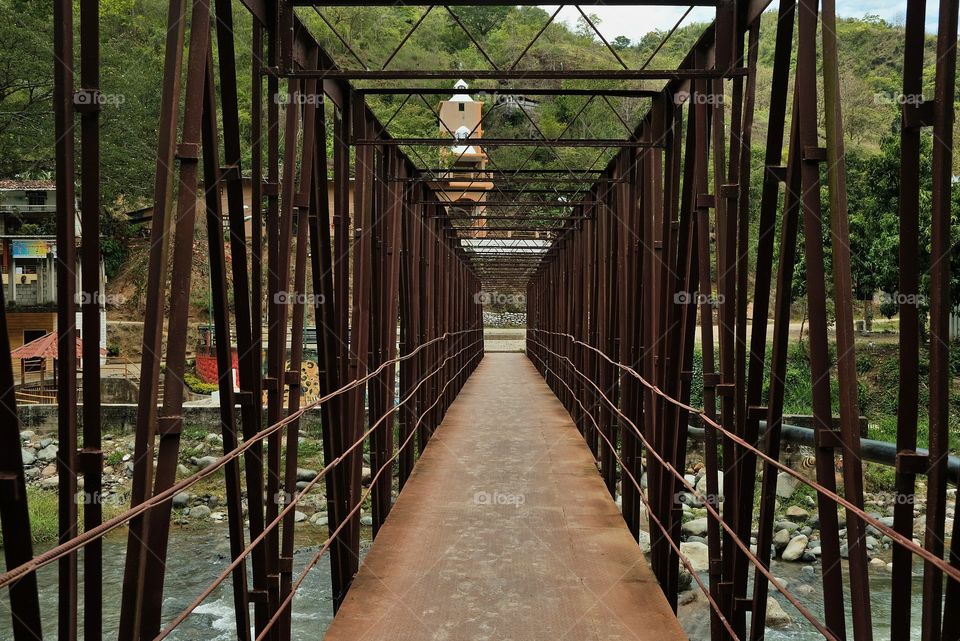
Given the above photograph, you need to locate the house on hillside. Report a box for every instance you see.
[0,180,107,371]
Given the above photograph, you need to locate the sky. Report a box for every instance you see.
[542,2,936,44]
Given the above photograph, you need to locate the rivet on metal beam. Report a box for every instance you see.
[719,183,739,198]
[73,89,102,113]
[802,146,828,162]
[716,383,735,397]
[766,165,788,182]
[747,405,768,421]
[0,473,22,502]
[220,164,242,181]
[175,143,201,161]
[902,100,935,129]
[815,429,843,449]
[896,450,930,476]
[248,589,269,604]
[158,415,183,436]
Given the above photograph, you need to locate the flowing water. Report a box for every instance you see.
[0,525,365,640]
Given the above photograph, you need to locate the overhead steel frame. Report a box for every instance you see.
[528,1,960,641]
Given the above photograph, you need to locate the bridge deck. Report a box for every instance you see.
[323,352,688,641]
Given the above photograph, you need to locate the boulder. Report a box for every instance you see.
[21,448,35,466]
[785,505,809,521]
[37,445,58,462]
[773,528,792,549]
[682,517,709,538]
[765,597,793,628]
[194,456,219,469]
[679,541,710,573]
[781,534,808,562]
[189,505,211,519]
[776,472,799,499]
[695,471,723,501]
[172,492,191,509]
[296,468,318,483]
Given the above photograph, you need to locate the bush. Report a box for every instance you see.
[183,371,219,395]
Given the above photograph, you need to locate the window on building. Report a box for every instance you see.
[26,191,47,206]
[458,103,464,112]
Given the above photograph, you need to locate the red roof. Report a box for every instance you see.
[9,331,99,360]
[0,179,56,191]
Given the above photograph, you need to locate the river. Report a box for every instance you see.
[0,525,365,640]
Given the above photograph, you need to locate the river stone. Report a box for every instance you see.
[695,471,723,500]
[172,492,191,508]
[781,534,808,561]
[189,505,211,519]
[776,472,799,499]
[41,464,56,477]
[638,529,651,554]
[775,520,799,534]
[21,448,35,466]
[360,515,373,526]
[773,528,792,548]
[679,542,710,572]
[21,430,35,441]
[870,557,886,567]
[294,511,307,523]
[361,467,372,484]
[40,475,59,490]
[785,505,809,521]
[766,597,793,628]
[39,438,53,449]
[194,455,219,468]
[682,517,709,537]
[311,514,329,527]
[37,445,58,462]
[296,468,318,482]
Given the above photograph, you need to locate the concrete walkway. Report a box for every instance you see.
[323,352,687,641]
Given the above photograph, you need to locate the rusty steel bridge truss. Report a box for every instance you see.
[0,0,958,640]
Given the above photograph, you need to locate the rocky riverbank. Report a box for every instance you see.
[16,426,380,539]
[623,462,951,637]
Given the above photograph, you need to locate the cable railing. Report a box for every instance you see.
[526,329,960,639]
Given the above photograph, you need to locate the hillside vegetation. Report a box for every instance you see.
[0,3,957,307]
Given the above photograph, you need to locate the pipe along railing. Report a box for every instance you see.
[525,2,960,639]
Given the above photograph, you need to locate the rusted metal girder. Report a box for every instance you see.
[0,1,955,640]
[526,2,959,641]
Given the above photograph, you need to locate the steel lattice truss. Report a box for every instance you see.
[0,1,958,641]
